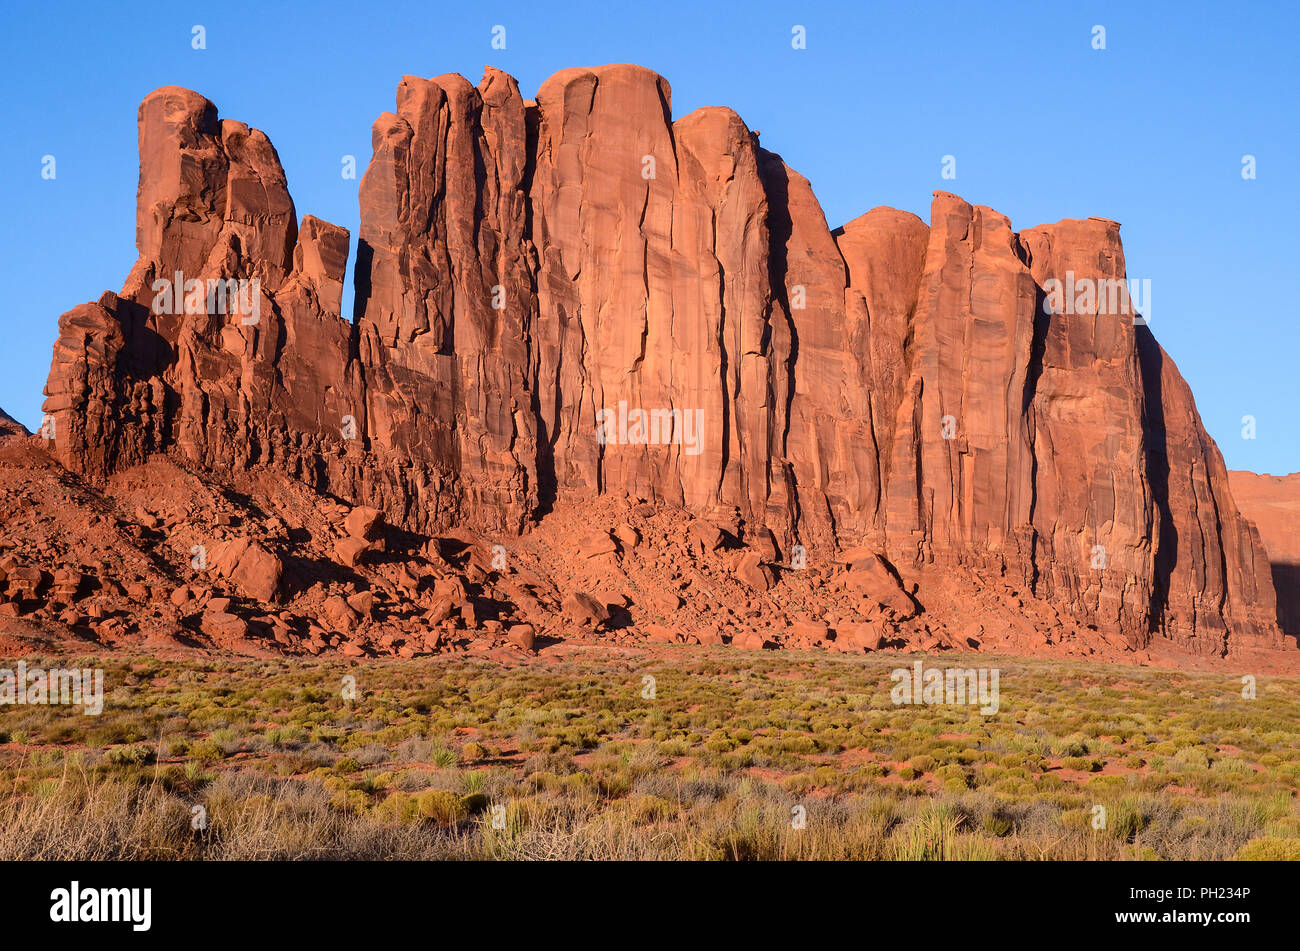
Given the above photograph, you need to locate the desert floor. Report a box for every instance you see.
[2,645,1298,860]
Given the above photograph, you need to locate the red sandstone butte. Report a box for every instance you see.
[1229,471,1300,637]
[28,64,1294,663]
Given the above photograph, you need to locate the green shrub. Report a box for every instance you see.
[627,794,672,825]
[983,813,1014,837]
[705,734,737,753]
[892,804,964,860]
[1211,757,1254,775]
[188,739,225,763]
[418,789,467,824]
[373,792,422,824]
[105,744,156,767]
[330,788,369,814]
[1057,808,1092,831]
[1063,756,1102,773]
[1235,837,1300,861]
[1173,747,1210,770]
[460,792,490,815]
[1109,803,1150,841]
[934,765,970,790]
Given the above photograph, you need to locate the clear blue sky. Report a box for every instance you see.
[1,0,1296,474]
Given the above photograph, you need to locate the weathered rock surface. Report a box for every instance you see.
[0,408,27,439]
[1228,471,1300,636]
[35,64,1292,661]
[208,537,283,603]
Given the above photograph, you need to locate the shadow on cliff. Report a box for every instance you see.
[755,148,803,537]
[1271,562,1300,638]
[1022,282,1050,594]
[1136,324,1178,637]
[115,295,179,455]
[116,295,173,379]
[520,102,560,519]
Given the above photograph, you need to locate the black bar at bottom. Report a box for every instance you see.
[0,859,1277,939]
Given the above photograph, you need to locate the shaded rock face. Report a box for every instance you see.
[1135,335,1280,652]
[1228,471,1300,637]
[0,408,27,439]
[41,64,1285,657]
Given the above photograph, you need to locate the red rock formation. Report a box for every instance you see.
[38,64,1288,660]
[1228,470,1300,637]
[0,409,26,439]
[832,207,929,547]
[356,68,538,534]
[883,193,1041,578]
[1015,217,1154,642]
[1136,338,1281,651]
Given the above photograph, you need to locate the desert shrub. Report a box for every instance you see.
[1173,747,1211,770]
[627,794,672,825]
[1234,837,1300,860]
[329,788,369,814]
[934,765,970,791]
[657,738,689,756]
[705,733,738,754]
[418,789,467,825]
[105,744,156,767]
[1109,802,1150,841]
[1057,807,1092,831]
[1211,757,1254,775]
[460,793,490,815]
[188,739,226,763]
[1059,737,1090,758]
[983,812,1015,837]
[593,768,631,799]
[1063,756,1102,773]
[892,803,964,860]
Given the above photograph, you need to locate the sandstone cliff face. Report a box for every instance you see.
[355,68,538,534]
[1228,471,1300,636]
[1136,337,1280,651]
[41,64,1286,657]
[883,194,1041,578]
[1017,217,1154,642]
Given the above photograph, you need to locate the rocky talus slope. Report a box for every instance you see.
[16,64,1292,664]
